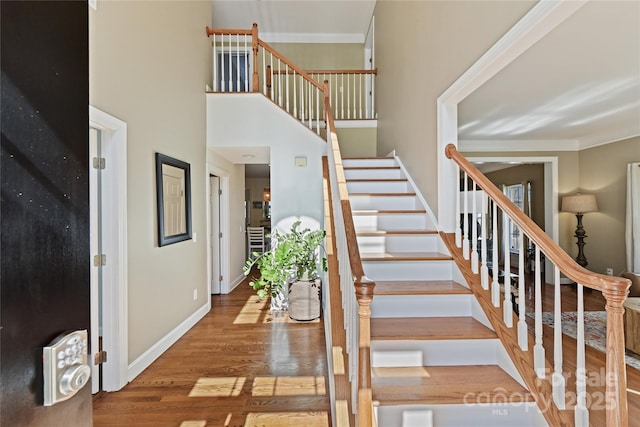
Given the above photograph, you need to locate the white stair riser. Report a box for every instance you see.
[357,234,438,253]
[350,195,419,210]
[371,294,472,318]
[347,180,411,193]
[353,213,429,231]
[362,260,453,281]
[344,168,404,179]
[371,339,501,367]
[343,158,397,168]
[375,403,546,427]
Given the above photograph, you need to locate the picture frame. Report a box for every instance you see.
[155,153,192,246]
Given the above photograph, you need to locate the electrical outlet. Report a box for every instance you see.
[605,268,613,276]
[193,289,198,300]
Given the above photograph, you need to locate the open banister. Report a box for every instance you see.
[445,143,630,426]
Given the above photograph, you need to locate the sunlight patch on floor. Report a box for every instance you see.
[189,377,246,397]
[179,421,206,427]
[332,346,345,375]
[233,295,268,324]
[252,376,326,396]
[244,411,329,427]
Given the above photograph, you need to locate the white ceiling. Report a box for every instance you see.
[459,1,640,152]
[211,0,376,43]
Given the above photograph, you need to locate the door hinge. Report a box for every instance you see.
[93,254,107,267]
[219,275,223,282]
[92,157,106,170]
[219,232,223,238]
[218,189,222,196]
[94,350,107,365]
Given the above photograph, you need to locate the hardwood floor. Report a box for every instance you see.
[93,278,331,427]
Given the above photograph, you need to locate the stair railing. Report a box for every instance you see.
[272,69,378,120]
[445,144,630,427]
[324,82,376,426]
[206,24,325,134]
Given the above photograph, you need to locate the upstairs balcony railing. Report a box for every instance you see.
[206,24,376,136]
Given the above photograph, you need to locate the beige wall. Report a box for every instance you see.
[90,1,211,363]
[270,43,364,70]
[578,136,640,275]
[374,1,535,215]
[336,127,377,157]
[486,164,546,230]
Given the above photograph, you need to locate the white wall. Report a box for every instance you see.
[207,94,327,245]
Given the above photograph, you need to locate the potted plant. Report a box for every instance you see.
[244,220,327,320]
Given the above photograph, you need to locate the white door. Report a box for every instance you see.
[210,175,221,294]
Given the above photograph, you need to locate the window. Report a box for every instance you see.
[504,183,524,252]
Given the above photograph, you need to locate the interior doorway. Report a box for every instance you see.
[210,174,222,294]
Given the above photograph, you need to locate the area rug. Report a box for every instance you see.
[526,311,640,371]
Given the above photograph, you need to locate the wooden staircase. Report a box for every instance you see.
[343,156,547,427]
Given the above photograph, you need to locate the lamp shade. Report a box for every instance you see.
[561,193,598,213]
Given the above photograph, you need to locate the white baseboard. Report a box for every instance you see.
[127,302,210,382]
[228,273,246,293]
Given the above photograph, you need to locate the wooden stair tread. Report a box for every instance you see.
[371,317,496,340]
[356,230,437,236]
[343,166,400,170]
[360,252,452,261]
[349,192,416,196]
[346,178,408,182]
[374,280,471,295]
[352,209,426,215]
[372,365,534,405]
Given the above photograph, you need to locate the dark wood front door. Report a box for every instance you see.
[1,1,92,425]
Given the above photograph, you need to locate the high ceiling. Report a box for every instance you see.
[210,0,640,166]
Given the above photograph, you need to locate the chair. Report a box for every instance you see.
[247,227,265,259]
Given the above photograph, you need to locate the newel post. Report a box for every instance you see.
[355,279,375,427]
[603,281,630,427]
[251,23,259,92]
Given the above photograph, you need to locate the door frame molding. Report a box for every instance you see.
[89,105,129,391]
[207,164,230,294]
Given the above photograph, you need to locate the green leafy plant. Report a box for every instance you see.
[244,221,327,300]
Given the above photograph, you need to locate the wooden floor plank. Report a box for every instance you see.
[374,280,471,295]
[371,317,496,341]
[93,278,331,427]
[372,365,534,405]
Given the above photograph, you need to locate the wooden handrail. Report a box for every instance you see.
[445,144,627,295]
[445,143,630,426]
[325,81,374,426]
[258,39,324,91]
[272,69,378,75]
[205,26,252,36]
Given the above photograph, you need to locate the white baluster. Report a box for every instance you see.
[503,213,513,327]
[286,65,290,112]
[234,36,238,91]
[341,73,345,120]
[308,81,312,129]
[359,73,363,119]
[534,246,546,378]
[480,191,489,290]
[575,283,589,426]
[261,45,266,95]
[300,78,305,123]
[316,87,320,134]
[491,200,500,307]
[347,73,351,119]
[293,70,297,118]
[269,54,274,101]
[455,165,461,247]
[462,173,469,260]
[243,34,248,92]
[213,34,218,91]
[517,231,528,350]
[552,266,565,409]
[278,60,282,107]
[471,182,479,274]
[371,72,375,119]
